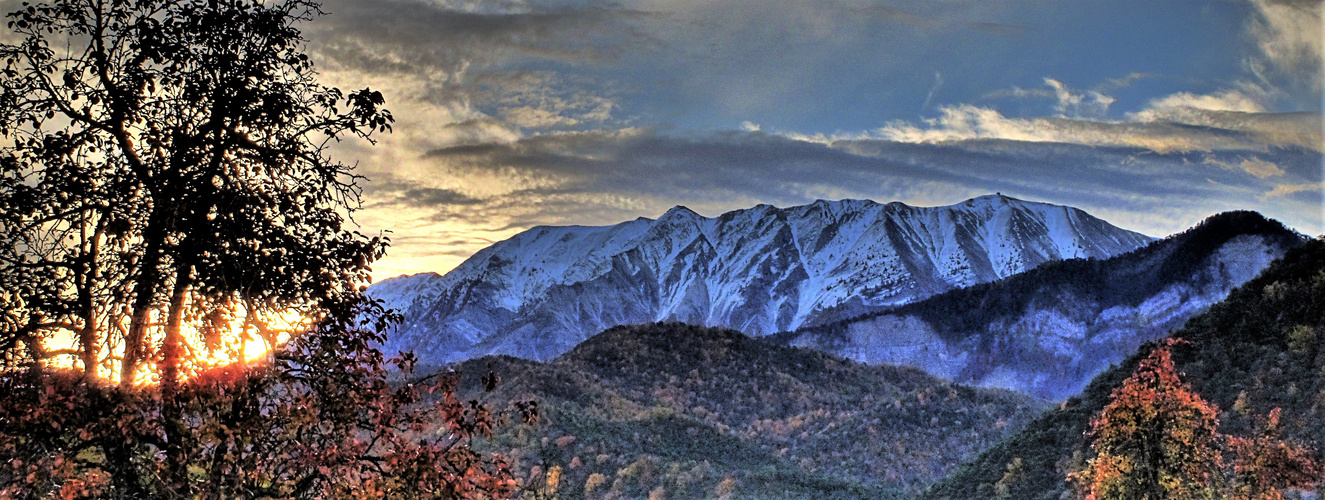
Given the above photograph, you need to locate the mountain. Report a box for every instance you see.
[445,322,1046,499]
[774,211,1305,400]
[920,236,1325,500]
[370,194,1152,363]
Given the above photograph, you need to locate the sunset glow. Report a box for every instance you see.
[39,309,309,384]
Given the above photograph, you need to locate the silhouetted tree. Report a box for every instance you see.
[0,0,531,497]
[0,0,392,386]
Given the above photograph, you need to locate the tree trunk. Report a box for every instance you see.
[160,262,193,490]
[77,214,105,379]
[19,333,45,381]
[120,210,167,386]
[161,264,192,392]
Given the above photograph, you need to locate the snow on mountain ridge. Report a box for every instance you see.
[369,194,1155,363]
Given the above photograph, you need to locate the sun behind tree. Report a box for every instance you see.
[0,0,392,385]
[0,0,531,497]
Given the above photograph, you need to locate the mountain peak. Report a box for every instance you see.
[959,193,1027,209]
[372,196,1155,363]
[657,204,703,222]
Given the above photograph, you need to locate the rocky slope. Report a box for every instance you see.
[371,194,1151,363]
[921,236,1325,500]
[774,211,1305,400]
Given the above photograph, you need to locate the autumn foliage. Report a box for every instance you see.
[1073,340,1318,500]
[1227,408,1320,500]
[0,295,532,499]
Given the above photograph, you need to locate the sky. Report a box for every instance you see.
[298,0,1325,281]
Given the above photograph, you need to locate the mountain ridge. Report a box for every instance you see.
[920,236,1325,500]
[774,210,1306,400]
[371,194,1153,363]
[447,322,1046,499]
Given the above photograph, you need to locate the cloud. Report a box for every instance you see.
[982,78,1115,117]
[486,72,620,129]
[311,0,656,75]
[922,72,944,111]
[982,86,1055,101]
[1203,157,1285,179]
[305,0,652,150]
[1099,72,1153,91]
[1245,0,1323,91]
[357,125,1322,276]
[1265,181,1325,197]
[829,74,1319,154]
[850,104,1320,154]
[409,128,1312,223]
[292,0,1325,279]
[1043,78,1115,117]
[1131,88,1268,120]
[398,187,486,207]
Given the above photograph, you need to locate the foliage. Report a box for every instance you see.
[923,238,1325,500]
[0,295,529,498]
[0,0,391,385]
[1071,343,1318,500]
[1070,341,1223,500]
[1227,408,1320,500]
[447,323,1045,499]
[0,0,529,497]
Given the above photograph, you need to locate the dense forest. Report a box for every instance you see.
[922,237,1325,499]
[444,323,1045,499]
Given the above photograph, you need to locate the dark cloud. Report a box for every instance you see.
[310,0,658,74]
[425,130,970,202]
[406,128,1321,234]
[362,177,484,209]
[400,187,485,207]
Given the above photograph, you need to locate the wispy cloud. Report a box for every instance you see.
[808,104,1320,154]
[1203,157,1285,179]
[1245,0,1323,92]
[1266,181,1325,197]
[1131,87,1268,119]
[921,72,944,111]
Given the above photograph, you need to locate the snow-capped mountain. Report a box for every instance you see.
[369,194,1154,363]
[776,211,1306,400]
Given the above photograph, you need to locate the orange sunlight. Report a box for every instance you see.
[41,309,309,385]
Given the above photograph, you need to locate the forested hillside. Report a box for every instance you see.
[778,211,1305,399]
[445,323,1046,499]
[922,236,1325,500]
